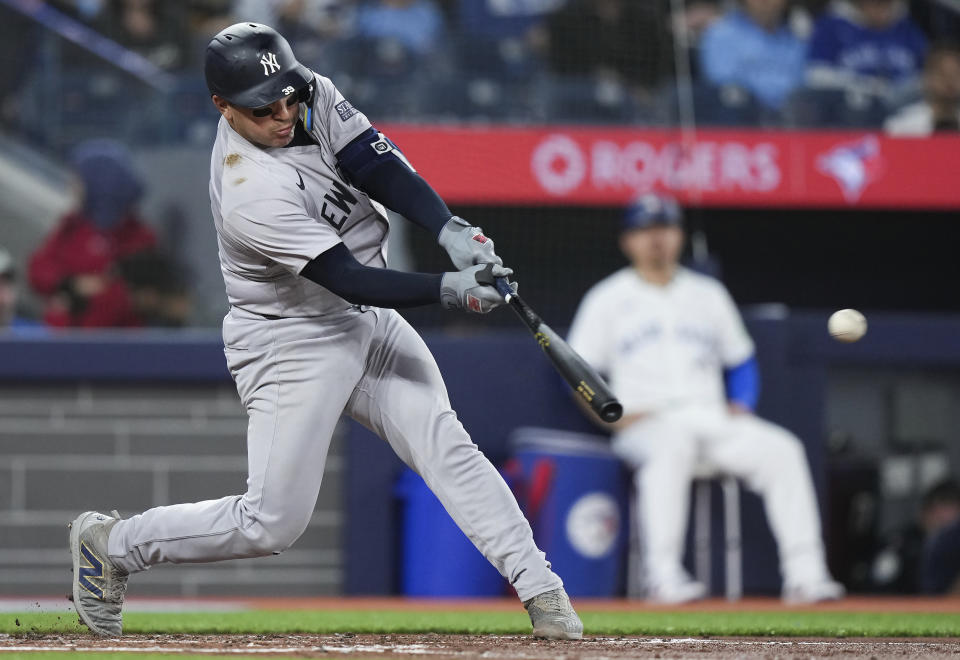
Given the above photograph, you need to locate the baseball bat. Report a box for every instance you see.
[494,277,623,423]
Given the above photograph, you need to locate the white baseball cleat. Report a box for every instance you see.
[68,510,129,636]
[647,578,708,604]
[783,579,846,604]
[523,587,583,640]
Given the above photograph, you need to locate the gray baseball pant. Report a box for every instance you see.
[107,306,562,601]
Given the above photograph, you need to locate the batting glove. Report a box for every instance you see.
[441,263,514,314]
[437,216,503,270]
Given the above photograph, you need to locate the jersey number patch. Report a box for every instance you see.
[320,181,359,231]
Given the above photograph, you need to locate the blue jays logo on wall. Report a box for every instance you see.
[816,136,884,203]
[565,492,620,559]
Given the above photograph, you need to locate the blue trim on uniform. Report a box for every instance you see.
[336,128,452,237]
[724,355,759,410]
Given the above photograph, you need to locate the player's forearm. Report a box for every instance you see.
[300,243,441,308]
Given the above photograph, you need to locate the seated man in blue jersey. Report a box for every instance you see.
[806,0,927,102]
[568,193,844,604]
[698,0,807,110]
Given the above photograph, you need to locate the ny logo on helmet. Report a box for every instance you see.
[260,52,280,76]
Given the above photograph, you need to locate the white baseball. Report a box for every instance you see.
[828,309,867,343]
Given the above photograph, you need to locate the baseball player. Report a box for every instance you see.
[68,23,581,640]
[567,193,844,604]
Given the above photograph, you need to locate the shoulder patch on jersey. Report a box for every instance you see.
[335,100,358,121]
[225,153,242,168]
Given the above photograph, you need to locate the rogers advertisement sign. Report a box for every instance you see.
[380,125,960,209]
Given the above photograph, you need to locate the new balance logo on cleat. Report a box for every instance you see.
[78,543,106,600]
[69,511,128,636]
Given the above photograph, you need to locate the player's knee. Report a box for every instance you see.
[764,429,808,468]
[240,505,312,556]
[250,518,309,555]
[645,438,697,468]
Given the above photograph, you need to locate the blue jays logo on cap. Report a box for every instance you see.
[622,193,683,231]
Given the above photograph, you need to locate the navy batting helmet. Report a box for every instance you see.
[622,193,683,232]
[205,23,313,108]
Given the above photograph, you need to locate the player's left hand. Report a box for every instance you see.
[440,263,513,314]
[437,216,503,270]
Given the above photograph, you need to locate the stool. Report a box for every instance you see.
[693,474,742,600]
[628,468,743,600]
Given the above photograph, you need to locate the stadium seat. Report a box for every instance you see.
[661,82,766,127]
[415,76,531,122]
[535,75,642,125]
[454,34,543,81]
[782,87,889,129]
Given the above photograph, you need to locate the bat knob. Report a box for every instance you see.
[599,401,623,423]
[494,277,515,301]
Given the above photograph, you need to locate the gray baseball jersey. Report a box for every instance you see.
[210,72,390,317]
[103,73,564,604]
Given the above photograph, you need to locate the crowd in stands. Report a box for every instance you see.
[0,0,956,137]
[7,139,191,330]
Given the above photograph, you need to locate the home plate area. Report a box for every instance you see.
[4,634,960,659]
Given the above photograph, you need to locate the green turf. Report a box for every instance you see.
[0,656,223,660]
[3,609,960,637]
[0,655,248,660]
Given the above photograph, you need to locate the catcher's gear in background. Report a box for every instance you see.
[438,216,504,269]
[441,264,513,313]
[205,22,313,108]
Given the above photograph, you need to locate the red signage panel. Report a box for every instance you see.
[380,125,960,209]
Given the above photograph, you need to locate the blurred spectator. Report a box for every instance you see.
[231,0,355,43]
[355,0,445,55]
[670,0,723,78]
[699,0,807,110]
[95,0,193,70]
[908,0,960,43]
[28,140,157,328]
[457,0,560,38]
[919,479,960,594]
[119,252,192,327]
[545,0,674,93]
[0,248,40,331]
[885,42,960,135]
[806,0,927,103]
[187,0,236,36]
[0,5,37,129]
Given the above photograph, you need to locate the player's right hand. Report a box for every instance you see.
[440,264,513,314]
[437,216,503,270]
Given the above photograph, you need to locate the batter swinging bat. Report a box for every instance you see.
[493,276,623,423]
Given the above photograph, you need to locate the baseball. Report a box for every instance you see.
[828,309,867,343]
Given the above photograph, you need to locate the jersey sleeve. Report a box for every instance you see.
[714,283,755,367]
[307,74,372,154]
[806,16,840,67]
[223,195,342,276]
[567,287,613,375]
